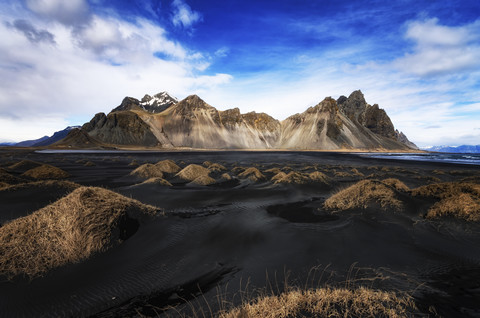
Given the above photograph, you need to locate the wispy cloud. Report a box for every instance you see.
[394,18,480,77]
[171,0,202,29]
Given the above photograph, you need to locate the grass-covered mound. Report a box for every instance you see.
[0,180,80,192]
[155,159,181,174]
[139,177,173,187]
[324,179,405,212]
[271,171,331,186]
[8,160,42,171]
[238,167,266,182]
[412,182,480,221]
[220,286,417,318]
[130,163,165,179]
[189,175,216,186]
[22,164,70,180]
[176,164,210,181]
[0,187,159,278]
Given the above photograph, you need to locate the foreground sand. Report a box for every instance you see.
[0,149,479,317]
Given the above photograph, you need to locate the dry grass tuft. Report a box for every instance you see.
[128,159,139,167]
[309,171,331,185]
[412,182,480,221]
[238,167,266,182]
[221,173,232,181]
[220,286,417,318]
[22,164,70,180]
[130,163,164,179]
[8,160,42,171]
[334,171,351,178]
[272,171,310,184]
[140,177,172,187]
[0,180,80,192]
[176,164,210,181]
[382,178,409,192]
[84,161,96,167]
[207,163,227,172]
[155,159,181,174]
[324,180,404,212]
[189,175,216,186]
[0,186,159,278]
[264,167,283,175]
[0,182,9,189]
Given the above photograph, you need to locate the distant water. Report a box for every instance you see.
[360,152,480,165]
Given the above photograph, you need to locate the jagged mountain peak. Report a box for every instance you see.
[113,91,178,114]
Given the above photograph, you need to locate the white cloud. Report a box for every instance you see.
[171,0,202,29]
[25,0,90,26]
[0,3,230,142]
[394,18,480,77]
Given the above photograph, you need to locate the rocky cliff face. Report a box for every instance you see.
[58,90,416,150]
[82,111,158,146]
[279,97,408,150]
[139,95,280,149]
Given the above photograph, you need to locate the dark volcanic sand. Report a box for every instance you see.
[1,150,480,317]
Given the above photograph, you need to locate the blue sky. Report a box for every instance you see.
[0,0,479,147]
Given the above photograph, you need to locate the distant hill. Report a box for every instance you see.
[5,126,80,148]
[425,145,480,153]
[55,90,417,151]
[32,126,81,147]
[15,136,49,147]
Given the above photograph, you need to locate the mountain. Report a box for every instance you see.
[425,145,480,153]
[55,90,417,150]
[2,126,80,148]
[33,126,80,147]
[112,92,178,114]
[15,136,49,147]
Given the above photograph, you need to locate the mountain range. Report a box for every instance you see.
[0,126,79,147]
[424,145,480,153]
[50,90,417,150]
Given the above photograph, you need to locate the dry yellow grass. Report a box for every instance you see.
[412,182,480,221]
[128,159,140,167]
[334,171,351,178]
[220,286,417,318]
[324,180,404,212]
[130,163,164,179]
[176,164,210,181]
[207,163,227,172]
[83,161,96,167]
[382,178,409,192]
[8,160,42,171]
[140,177,172,187]
[22,164,70,180]
[155,159,181,174]
[0,180,80,192]
[272,171,310,184]
[309,171,331,185]
[238,167,266,182]
[190,175,216,186]
[264,167,282,175]
[0,186,159,278]
[221,173,232,181]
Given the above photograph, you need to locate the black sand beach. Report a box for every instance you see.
[0,149,480,317]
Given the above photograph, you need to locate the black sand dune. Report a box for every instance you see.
[0,150,479,317]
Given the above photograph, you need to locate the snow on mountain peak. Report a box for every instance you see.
[139,91,178,113]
